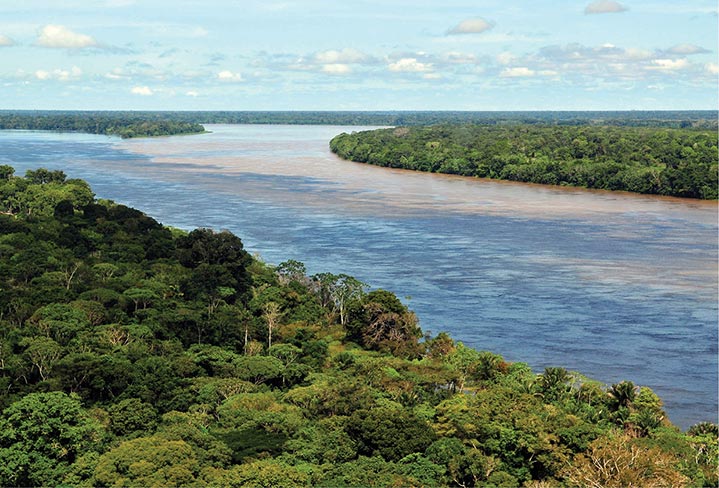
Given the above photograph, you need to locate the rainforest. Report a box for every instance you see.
[330,124,719,199]
[0,165,716,487]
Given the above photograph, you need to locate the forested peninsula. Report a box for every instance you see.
[0,166,716,487]
[330,125,719,199]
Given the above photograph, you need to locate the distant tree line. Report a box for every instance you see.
[330,124,719,199]
[0,112,205,138]
[0,165,716,487]
[1,109,717,129]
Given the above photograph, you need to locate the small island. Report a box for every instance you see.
[0,111,205,139]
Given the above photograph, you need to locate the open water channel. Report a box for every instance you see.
[1,124,717,429]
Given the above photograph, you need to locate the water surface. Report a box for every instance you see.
[2,125,716,429]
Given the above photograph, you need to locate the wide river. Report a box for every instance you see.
[2,124,717,429]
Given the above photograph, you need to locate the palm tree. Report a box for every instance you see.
[539,367,572,402]
[608,381,636,410]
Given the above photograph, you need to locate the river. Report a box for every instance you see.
[2,124,717,429]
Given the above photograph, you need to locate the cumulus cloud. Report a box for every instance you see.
[186,90,199,97]
[447,18,494,35]
[665,43,710,55]
[131,86,153,95]
[34,66,82,81]
[584,0,628,14]
[314,48,368,64]
[217,70,243,82]
[500,67,535,77]
[321,64,351,74]
[705,63,719,74]
[0,34,15,47]
[517,42,709,81]
[648,58,690,70]
[36,25,97,48]
[388,58,433,72]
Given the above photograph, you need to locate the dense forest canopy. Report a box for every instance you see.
[0,112,205,138]
[0,109,717,129]
[330,124,719,199]
[0,166,716,487]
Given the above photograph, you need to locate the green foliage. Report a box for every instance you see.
[0,392,102,487]
[0,165,710,487]
[346,407,437,461]
[92,435,202,486]
[108,398,159,438]
[0,112,205,138]
[330,124,718,199]
[347,289,423,357]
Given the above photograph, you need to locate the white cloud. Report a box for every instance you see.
[624,48,653,60]
[322,64,351,74]
[34,66,82,81]
[218,70,243,82]
[423,73,442,80]
[36,24,97,49]
[649,58,690,70]
[314,48,368,64]
[186,90,199,97]
[442,51,478,64]
[666,44,710,55]
[0,34,14,47]
[497,52,517,65]
[105,68,128,80]
[706,63,719,75]
[584,0,628,14]
[448,18,494,35]
[500,67,535,77]
[388,58,432,72]
[131,86,153,95]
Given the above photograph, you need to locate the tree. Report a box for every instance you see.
[262,301,282,349]
[346,407,437,461]
[334,274,366,326]
[347,289,422,357]
[26,168,66,184]
[564,435,689,488]
[108,398,159,438]
[0,392,102,487]
[218,459,310,487]
[176,228,252,299]
[92,435,201,487]
[275,259,307,285]
[20,336,62,381]
[538,367,572,403]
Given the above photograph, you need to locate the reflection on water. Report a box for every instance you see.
[1,125,717,429]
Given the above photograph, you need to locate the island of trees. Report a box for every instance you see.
[0,165,716,487]
[0,112,205,139]
[330,124,719,199]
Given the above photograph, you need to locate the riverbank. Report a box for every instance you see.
[2,124,716,428]
[330,124,718,199]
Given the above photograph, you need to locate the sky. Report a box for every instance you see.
[0,0,717,111]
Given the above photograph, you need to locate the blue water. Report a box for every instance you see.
[1,126,716,429]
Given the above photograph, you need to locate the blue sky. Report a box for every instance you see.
[0,0,716,110]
